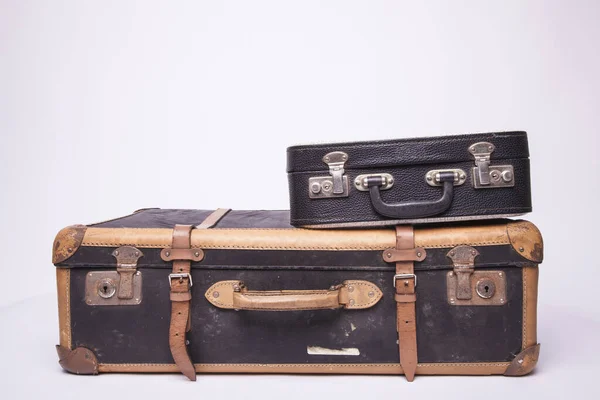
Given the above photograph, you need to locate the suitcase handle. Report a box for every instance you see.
[205,280,383,311]
[367,172,455,219]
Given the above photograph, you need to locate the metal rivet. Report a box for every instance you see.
[213,291,220,298]
[450,251,455,256]
[500,298,504,303]
[460,174,466,180]
[88,273,92,277]
[518,359,523,364]
[342,155,347,160]
[449,272,454,276]
[349,299,355,306]
[426,175,433,181]
[471,250,476,256]
[194,251,200,257]
[186,340,190,346]
[324,156,330,162]
[347,285,354,292]
[499,272,503,277]
[519,247,525,252]
[470,146,475,151]
[87,299,92,304]
[165,251,170,257]
[68,247,73,252]
[387,252,392,258]
[404,281,409,287]
[114,250,119,256]
[368,291,375,298]
[136,271,141,276]
[417,252,422,257]
[135,251,140,257]
[135,298,140,302]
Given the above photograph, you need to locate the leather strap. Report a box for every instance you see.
[395,226,418,381]
[168,208,231,381]
[168,224,196,381]
[195,208,231,229]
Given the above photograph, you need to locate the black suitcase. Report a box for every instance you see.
[53,208,542,381]
[287,131,532,228]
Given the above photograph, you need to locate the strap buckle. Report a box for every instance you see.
[393,273,417,288]
[168,273,193,287]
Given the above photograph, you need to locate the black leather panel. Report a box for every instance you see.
[70,266,522,364]
[286,131,529,172]
[289,158,531,226]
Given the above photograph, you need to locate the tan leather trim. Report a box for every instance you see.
[53,225,87,263]
[504,344,540,376]
[507,221,544,262]
[81,222,514,251]
[205,280,382,310]
[98,362,510,375]
[56,268,71,348]
[415,224,509,248]
[522,265,539,349]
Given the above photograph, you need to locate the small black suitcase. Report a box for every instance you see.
[287,131,532,228]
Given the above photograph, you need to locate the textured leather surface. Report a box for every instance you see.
[91,209,291,229]
[286,131,529,172]
[287,131,531,226]
[289,158,531,226]
[70,266,523,365]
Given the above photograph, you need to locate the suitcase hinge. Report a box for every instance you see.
[469,142,515,189]
[308,151,349,199]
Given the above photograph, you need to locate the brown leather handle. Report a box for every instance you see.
[205,280,383,311]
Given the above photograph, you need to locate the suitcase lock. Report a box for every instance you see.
[309,151,349,199]
[84,246,144,306]
[446,245,507,306]
[469,142,515,189]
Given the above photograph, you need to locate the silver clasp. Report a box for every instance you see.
[168,273,193,287]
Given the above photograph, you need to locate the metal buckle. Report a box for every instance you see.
[168,273,193,287]
[393,273,417,288]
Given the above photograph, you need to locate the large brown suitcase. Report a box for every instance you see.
[53,208,542,380]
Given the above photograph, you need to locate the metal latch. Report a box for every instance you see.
[84,246,144,306]
[468,142,515,189]
[446,245,507,306]
[446,245,479,300]
[308,151,349,199]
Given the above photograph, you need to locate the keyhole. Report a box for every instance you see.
[97,278,116,299]
[475,278,495,299]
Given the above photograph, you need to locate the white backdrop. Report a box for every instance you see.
[1,0,599,398]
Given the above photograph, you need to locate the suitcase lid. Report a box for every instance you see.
[52,209,543,271]
[286,131,529,173]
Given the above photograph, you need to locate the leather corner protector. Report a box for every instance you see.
[205,280,238,309]
[56,345,98,375]
[53,225,87,264]
[343,280,383,309]
[504,344,540,376]
[507,221,544,263]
